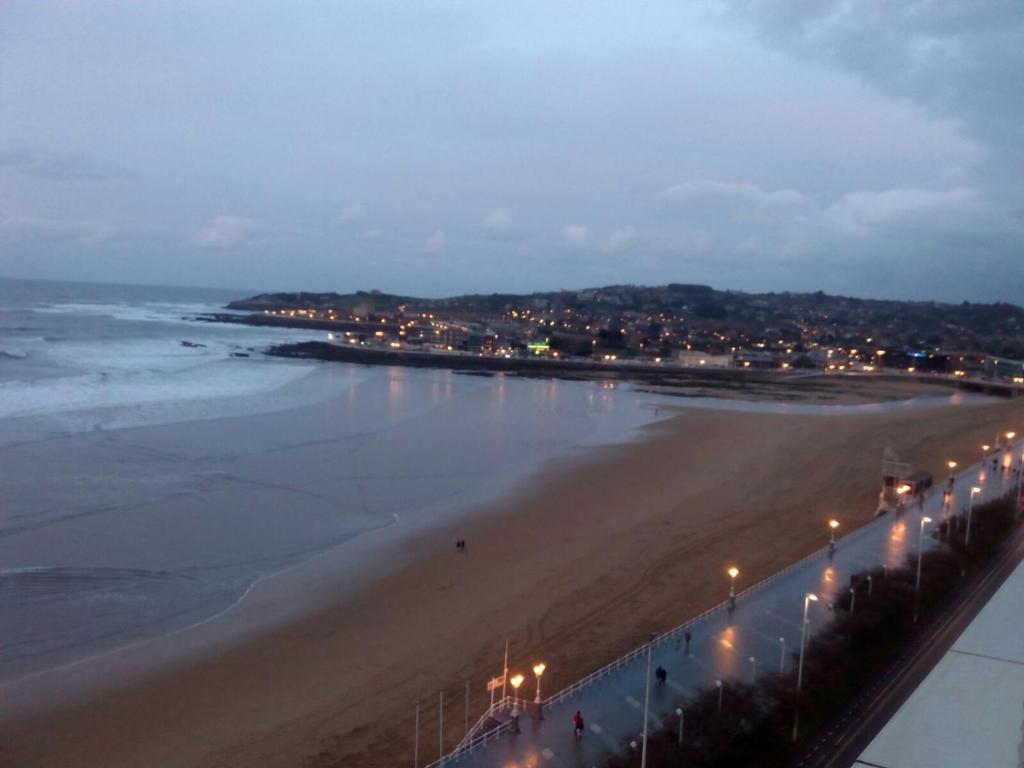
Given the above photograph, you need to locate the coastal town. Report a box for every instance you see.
[216,284,1024,383]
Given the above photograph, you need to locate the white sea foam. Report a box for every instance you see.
[34,301,227,325]
[0,301,337,431]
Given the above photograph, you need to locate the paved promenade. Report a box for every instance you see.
[433,444,1020,768]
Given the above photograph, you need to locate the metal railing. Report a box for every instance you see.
[423,450,1007,765]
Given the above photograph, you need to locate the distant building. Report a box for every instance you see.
[676,350,732,368]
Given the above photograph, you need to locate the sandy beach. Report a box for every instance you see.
[2,388,1022,768]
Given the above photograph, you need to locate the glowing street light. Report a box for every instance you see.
[913,516,933,624]
[1007,431,1017,441]
[728,566,740,600]
[967,487,982,546]
[792,592,818,741]
[532,662,546,705]
[982,444,991,453]
[509,674,524,718]
[829,519,840,545]
[947,460,958,481]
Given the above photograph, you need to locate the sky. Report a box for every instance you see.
[1,1,1022,302]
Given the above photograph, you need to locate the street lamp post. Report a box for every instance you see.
[749,656,757,681]
[778,636,786,673]
[532,662,546,719]
[509,674,524,719]
[728,566,739,607]
[914,516,933,624]
[947,460,957,481]
[967,486,981,546]
[829,519,839,545]
[792,592,818,742]
[675,707,684,746]
[715,679,724,714]
[849,587,856,614]
[641,637,654,768]
[867,575,873,597]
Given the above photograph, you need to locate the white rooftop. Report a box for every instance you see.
[855,560,1024,768]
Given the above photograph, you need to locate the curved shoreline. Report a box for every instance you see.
[2,393,1022,768]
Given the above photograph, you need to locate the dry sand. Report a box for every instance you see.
[2,393,1022,768]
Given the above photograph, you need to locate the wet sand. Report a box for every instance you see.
[2,394,1022,768]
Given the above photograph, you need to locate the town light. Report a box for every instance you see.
[728,566,739,599]
[829,519,840,544]
[1007,431,1017,441]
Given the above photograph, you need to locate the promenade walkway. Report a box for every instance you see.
[429,442,1021,768]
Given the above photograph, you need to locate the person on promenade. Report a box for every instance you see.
[573,711,585,738]
[684,630,692,654]
[656,666,667,687]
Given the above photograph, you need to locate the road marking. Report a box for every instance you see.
[687,654,715,674]
[541,747,555,761]
[765,608,802,630]
[625,695,641,708]
[589,721,620,749]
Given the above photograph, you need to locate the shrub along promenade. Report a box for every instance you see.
[602,493,1020,768]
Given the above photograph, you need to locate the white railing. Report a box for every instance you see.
[423,452,1006,765]
[422,696,523,767]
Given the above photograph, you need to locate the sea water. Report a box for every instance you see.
[0,278,673,683]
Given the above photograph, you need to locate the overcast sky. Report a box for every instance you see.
[1,1,1022,301]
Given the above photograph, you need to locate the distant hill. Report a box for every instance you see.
[227,284,1024,338]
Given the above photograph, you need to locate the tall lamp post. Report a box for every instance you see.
[828,519,839,544]
[532,662,545,705]
[641,635,654,768]
[967,487,981,546]
[792,592,818,742]
[532,662,545,720]
[728,566,739,607]
[947,460,957,482]
[509,674,524,719]
[913,516,933,624]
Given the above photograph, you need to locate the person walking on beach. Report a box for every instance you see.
[573,710,585,738]
[656,665,667,687]
[684,630,692,654]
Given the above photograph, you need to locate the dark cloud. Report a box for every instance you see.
[0,2,1019,300]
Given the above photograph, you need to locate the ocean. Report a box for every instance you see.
[0,278,672,684]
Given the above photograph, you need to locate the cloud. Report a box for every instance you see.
[825,187,978,233]
[666,180,807,222]
[0,214,116,245]
[0,147,127,183]
[194,215,265,248]
[561,224,592,247]
[732,1,1023,191]
[337,203,366,224]
[480,207,512,234]
[605,225,637,253]
[423,228,446,253]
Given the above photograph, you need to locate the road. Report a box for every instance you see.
[790,507,1024,768]
[431,444,1022,768]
